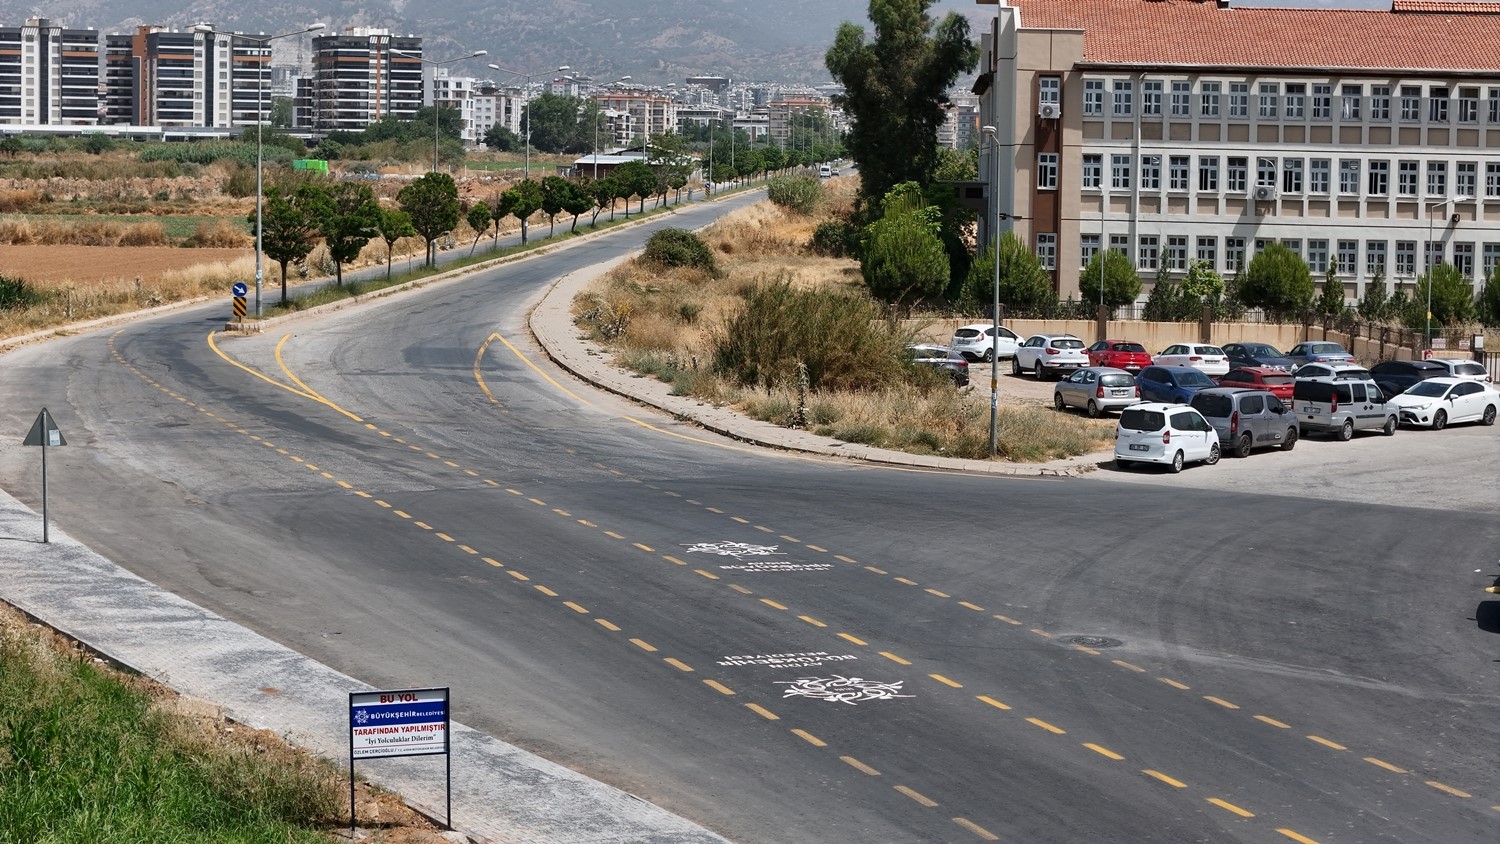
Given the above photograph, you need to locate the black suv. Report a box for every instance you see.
[1369,359,1447,398]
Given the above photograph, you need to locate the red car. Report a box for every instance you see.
[1219,366,1295,401]
[1087,340,1153,372]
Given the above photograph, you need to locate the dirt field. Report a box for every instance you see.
[1,244,248,286]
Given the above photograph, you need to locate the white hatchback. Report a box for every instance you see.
[1153,343,1230,377]
[949,323,1020,362]
[1426,357,1491,383]
[1114,402,1222,473]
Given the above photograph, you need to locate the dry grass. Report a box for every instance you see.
[0,217,171,247]
[182,219,252,248]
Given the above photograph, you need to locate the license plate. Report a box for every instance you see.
[1129,444,1149,451]
[1111,390,1130,396]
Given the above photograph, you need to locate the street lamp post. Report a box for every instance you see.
[195,22,326,319]
[981,126,1003,456]
[1424,194,1472,346]
[488,64,570,181]
[393,49,488,172]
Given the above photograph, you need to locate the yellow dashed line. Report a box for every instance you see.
[894,785,937,807]
[837,633,867,646]
[290,456,305,463]
[1255,715,1291,729]
[703,680,735,695]
[841,756,881,776]
[731,516,749,524]
[694,569,721,580]
[835,555,857,564]
[603,530,625,539]
[1112,659,1146,673]
[375,500,391,508]
[506,571,530,582]
[1362,757,1407,774]
[1071,644,1100,655]
[745,703,779,721]
[425,452,441,460]
[354,491,372,498]
[760,599,788,610]
[925,588,950,598]
[705,507,723,513]
[993,614,1021,625]
[457,545,477,555]
[1307,735,1346,751]
[435,533,454,542]
[1084,743,1124,761]
[563,602,588,614]
[952,818,999,841]
[1424,781,1471,798]
[633,543,654,552]
[879,651,911,665]
[685,499,702,505]
[1207,798,1254,818]
[443,460,460,468]
[663,491,681,497]
[976,695,1011,711]
[337,481,354,489]
[579,519,598,528]
[779,534,799,542]
[791,729,826,747]
[1204,696,1240,710]
[506,488,523,495]
[930,674,962,688]
[1026,717,1065,735]
[1029,628,1053,638]
[805,544,828,553]
[1142,770,1187,788]
[894,577,918,586]
[630,638,658,653]
[482,557,503,568]
[1159,677,1190,690]
[528,498,547,506]
[730,584,753,595]
[320,472,335,479]
[662,555,687,565]
[533,585,557,597]
[595,619,620,632]
[1276,830,1321,844]
[464,469,479,477]
[663,658,694,672]
[798,615,826,627]
[392,437,405,444]
[484,479,499,487]
[275,448,289,455]
[414,522,433,530]
[865,566,888,575]
[552,508,571,516]
[393,510,411,519]
[754,525,774,533]
[958,601,984,611]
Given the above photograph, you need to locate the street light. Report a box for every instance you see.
[982,125,1003,456]
[1424,193,1472,346]
[488,63,570,180]
[195,22,325,319]
[393,49,488,172]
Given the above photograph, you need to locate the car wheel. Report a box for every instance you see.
[1087,400,1101,419]
[1382,415,1397,436]
[1034,362,1045,380]
[1432,410,1447,431]
[1281,427,1298,451]
[1234,433,1253,458]
[1168,450,1185,473]
[1337,419,1354,441]
[1483,405,1497,427]
[1115,458,1133,470]
[1205,443,1221,466]
[1053,393,1067,412]
[1011,357,1021,376]
[982,348,994,363]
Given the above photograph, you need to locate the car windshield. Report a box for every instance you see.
[1052,338,1084,349]
[1261,374,1294,385]
[1119,408,1165,431]
[1178,370,1216,387]
[1191,394,1233,417]
[1309,343,1346,355]
[954,329,981,339]
[1113,343,1147,353]
[1406,381,1452,397]
[1454,363,1486,376]
[1099,374,1136,387]
[1245,344,1281,357]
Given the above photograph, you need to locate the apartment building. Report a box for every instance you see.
[301,29,422,132]
[101,25,272,128]
[0,18,99,125]
[595,88,676,146]
[767,95,830,148]
[979,0,1500,301]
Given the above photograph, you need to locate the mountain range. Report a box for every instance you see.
[5,0,985,85]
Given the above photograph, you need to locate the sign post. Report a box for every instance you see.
[21,408,65,543]
[348,687,451,835]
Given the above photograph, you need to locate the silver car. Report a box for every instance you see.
[1053,367,1140,417]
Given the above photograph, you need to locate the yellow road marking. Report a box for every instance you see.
[595,619,620,632]
[603,530,625,539]
[879,651,911,665]
[1307,735,1346,751]
[1143,770,1187,788]
[835,555,857,564]
[354,491,372,498]
[925,588,951,598]
[506,571,529,581]
[798,615,826,627]
[930,674,962,688]
[1026,717,1065,734]
[553,508,571,516]
[563,602,588,614]
[791,729,826,747]
[779,534,799,542]
[1425,780,1471,798]
[482,557,503,567]
[443,460,460,468]
[472,335,504,406]
[662,555,687,565]
[457,545,477,555]
[529,498,547,506]
[435,532,454,542]
[533,585,557,597]
[1207,798,1254,818]
[464,469,479,477]
[414,521,432,530]
[730,584,753,595]
[484,479,499,486]
[706,507,723,513]
[976,695,1011,711]
[207,332,362,421]
[664,491,681,497]
[1276,830,1321,844]
[838,633,867,646]
[760,598,788,610]
[993,614,1021,625]
[694,569,720,580]
[663,658,694,672]
[1030,628,1053,638]
[1204,696,1239,710]
[630,638,658,652]
[633,542,654,552]
[1112,659,1145,672]
[893,577,917,586]
[490,331,591,404]
[754,524,773,532]
[579,519,598,528]
[865,566,888,575]
[703,680,735,695]
[894,785,937,807]
[1159,677,1190,690]
[958,601,984,611]
[506,488,523,495]
[393,510,411,519]
[745,703,779,721]
[276,448,289,455]
[1071,645,1100,655]
[952,817,999,841]
[1084,743,1124,760]
[320,471,334,479]
[1362,757,1406,774]
[273,334,365,422]
[290,455,305,463]
[731,516,749,523]
[1255,715,1291,729]
[806,544,828,553]
[841,756,881,776]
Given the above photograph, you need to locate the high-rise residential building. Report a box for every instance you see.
[595,87,677,147]
[301,29,422,132]
[102,25,269,128]
[0,17,99,125]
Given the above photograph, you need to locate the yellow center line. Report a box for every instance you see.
[729,584,753,595]
[760,598,788,610]
[563,602,589,614]
[595,619,620,632]
[533,585,557,597]
[806,544,828,553]
[1026,717,1066,735]
[1204,696,1240,710]
[662,555,687,565]
[1424,780,1471,798]
[791,729,826,747]
[506,571,529,581]
[1083,743,1124,761]
[1207,797,1254,818]
[663,658,694,672]
[633,542,654,552]
[703,680,735,696]
[1142,769,1187,788]
[414,521,432,530]
[579,519,598,528]
[443,460,460,468]
[894,785,937,807]
[835,555,857,564]
[925,588,951,598]
[630,638,658,652]
[865,566,888,575]
[464,469,479,477]
[275,448,288,455]
[976,695,1011,711]
[1362,757,1407,774]
[779,534,799,542]
[354,491,372,498]
[694,569,721,580]
[1276,830,1321,844]
[1307,735,1347,751]
[506,488,523,495]
[745,703,780,721]
[435,532,454,541]
[1030,628,1053,638]
[482,557,503,567]
[393,511,411,519]
[958,601,984,611]
[798,615,826,627]
[472,335,505,407]
[290,456,304,463]
[706,507,723,513]
[1071,645,1100,655]
[552,508,571,516]
[425,452,441,460]
[272,334,365,422]
[731,516,749,523]
[490,330,591,404]
[930,674,963,688]
[528,497,547,506]
[993,614,1021,625]
[1159,677,1191,690]
[320,471,334,479]
[457,545,477,555]
[1111,659,1146,672]
[841,756,881,776]
[837,633,867,646]
[409,445,423,451]
[664,491,681,497]
[754,524,773,532]
[879,651,911,665]
[603,530,625,539]
[1255,715,1291,729]
[952,817,999,841]
[894,577,918,586]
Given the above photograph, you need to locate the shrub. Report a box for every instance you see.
[766,174,823,215]
[184,219,252,248]
[810,219,858,258]
[642,228,718,274]
[0,274,44,310]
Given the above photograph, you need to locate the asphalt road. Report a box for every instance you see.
[1,194,1498,843]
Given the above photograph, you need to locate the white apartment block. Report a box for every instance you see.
[980,0,1500,302]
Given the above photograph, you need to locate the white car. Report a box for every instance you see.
[1153,343,1229,377]
[1386,377,1499,429]
[1426,357,1490,382]
[1114,402,1221,473]
[1012,334,1089,379]
[950,323,1020,362]
[1292,362,1372,382]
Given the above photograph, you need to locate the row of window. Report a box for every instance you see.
[1056,153,1500,200]
[1065,235,1494,280]
[1072,78,1500,125]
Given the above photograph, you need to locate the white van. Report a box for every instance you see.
[818,164,832,178]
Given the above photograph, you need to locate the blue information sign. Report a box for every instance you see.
[232,281,248,297]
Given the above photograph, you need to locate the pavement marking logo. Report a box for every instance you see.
[684,541,833,571]
[684,541,782,557]
[717,652,859,669]
[776,675,914,705]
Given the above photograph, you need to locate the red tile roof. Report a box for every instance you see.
[1012,0,1500,71]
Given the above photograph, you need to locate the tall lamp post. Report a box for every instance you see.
[195,22,326,320]
[393,49,488,172]
[488,63,570,180]
[1424,194,1471,346]
[981,126,1004,456]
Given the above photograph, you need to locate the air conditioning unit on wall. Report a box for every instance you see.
[1038,102,1060,120]
[1253,185,1277,201]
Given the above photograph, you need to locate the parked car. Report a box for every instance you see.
[1385,377,1499,429]
[1053,367,1141,417]
[1189,387,1298,456]
[1114,403,1221,473]
[1426,357,1491,382]
[1086,340,1153,372]
[1219,366,1295,401]
[1285,341,1356,371]
[1291,377,1397,440]
[1013,334,1089,379]
[1136,365,1219,404]
[950,323,1021,362]
[1369,359,1449,397]
[1292,362,1372,382]
[1221,342,1296,371]
[905,343,969,386]
[1153,343,1230,377]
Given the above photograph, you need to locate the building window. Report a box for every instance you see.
[1169,155,1189,191]
[1307,240,1329,273]
[1370,85,1391,121]
[1281,239,1302,258]
[1426,240,1442,268]
[1113,79,1133,116]
[1170,81,1191,117]
[1368,160,1390,195]
[1138,235,1159,271]
[1258,82,1278,118]
[1036,233,1056,270]
[1490,87,1500,123]
[1398,160,1418,196]
[1426,161,1446,197]
[1196,236,1217,266]
[1084,79,1104,116]
[1367,241,1387,275]
[1310,84,1331,120]
[1080,234,1100,268]
[1256,156,1277,187]
[1225,237,1247,272]
[1457,161,1476,199]
[1200,81,1220,117]
[1227,157,1248,192]
[1110,233,1130,256]
[1337,240,1358,274]
[1487,162,1500,198]
[1338,159,1360,195]
[1454,241,1474,278]
[1142,80,1162,116]
[1338,85,1362,121]
[1483,243,1500,280]
[1459,87,1479,123]
[1429,86,1450,123]
[1282,158,1304,193]
[1228,82,1249,117]
[1140,155,1161,190]
[1082,154,1102,189]
[1037,153,1058,190]
[1400,86,1421,121]
[1284,83,1305,119]
[1166,236,1188,271]
[1111,154,1132,189]
[1310,159,1330,194]
[1198,156,1219,192]
[1039,76,1060,106]
[1395,241,1416,276]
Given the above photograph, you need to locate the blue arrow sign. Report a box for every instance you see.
[232,282,248,297]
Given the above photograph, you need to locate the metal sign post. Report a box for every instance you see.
[21,408,66,543]
[348,687,451,836]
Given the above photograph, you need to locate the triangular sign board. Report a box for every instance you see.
[22,409,65,447]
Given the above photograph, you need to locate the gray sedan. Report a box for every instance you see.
[1053,366,1141,417]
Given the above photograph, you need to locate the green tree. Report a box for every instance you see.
[375,207,416,281]
[560,180,594,232]
[315,182,381,287]
[588,176,618,224]
[1181,259,1224,302]
[825,0,979,207]
[861,212,949,305]
[396,171,460,268]
[1412,262,1478,331]
[83,133,113,155]
[1142,277,1194,322]
[501,179,544,243]
[1479,268,1500,327]
[646,132,690,207]
[1314,261,1346,319]
[1078,250,1142,310]
[253,184,322,306]
[270,96,294,128]
[960,231,1053,313]
[932,146,978,182]
[466,202,492,255]
[483,124,522,151]
[1358,270,1390,322]
[540,176,573,236]
[613,160,657,215]
[1239,242,1315,321]
[522,93,590,153]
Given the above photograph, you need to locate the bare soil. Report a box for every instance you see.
[0,244,247,285]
